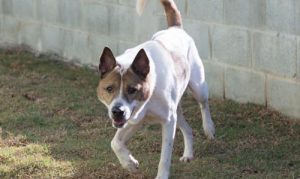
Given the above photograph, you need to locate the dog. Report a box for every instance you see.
[97,0,215,178]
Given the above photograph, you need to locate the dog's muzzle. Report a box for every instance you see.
[111,105,127,128]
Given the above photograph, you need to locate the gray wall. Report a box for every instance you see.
[0,0,300,119]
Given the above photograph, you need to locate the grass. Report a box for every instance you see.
[0,48,299,178]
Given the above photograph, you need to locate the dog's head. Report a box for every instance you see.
[97,47,152,128]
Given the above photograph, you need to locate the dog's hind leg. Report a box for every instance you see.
[177,105,194,162]
[188,41,215,139]
[111,123,142,172]
[189,81,215,139]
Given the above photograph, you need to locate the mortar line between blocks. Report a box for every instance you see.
[182,17,299,38]
[250,31,254,68]
[296,38,299,77]
[208,24,213,60]
[265,73,268,108]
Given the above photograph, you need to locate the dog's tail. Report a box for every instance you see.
[136,0,182,28]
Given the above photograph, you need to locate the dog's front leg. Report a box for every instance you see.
[156,114,177,179]
[111,123,141,172]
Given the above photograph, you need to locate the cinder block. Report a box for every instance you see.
[0,1,2,15]
[117,41,136,54]
[212,25,251,67]
[224,0,266,29]
[41,25,65,54]
[82,2,109,35]
[109,5,137,41]
[1,16,20,44]
[0,16,3,39]
[19,21,42,50]
[174,0,187,15]
[109,4,159,43]
[266,0,295,34]
[60,30,73,61]
[13,0,35,19]
[62,30,91,64]
[88,34,118,67]
[204,61,224,99]
[135,0,161,42]
[156,15,167,30]
[296,0,300,35]
[64,32,119,66]
[225,67,266,105]
[297,39,300,80]
[118,0,135,7]
[154,0,187,16]
[36,0,59,23]
[0,14,2,28]
[187,0,223,22]
[253,32,297,78]
[2,0,13,16]
[93,0,118,5]
[184,20,210,60]
[267,76,300,119]
[58,0,82,28]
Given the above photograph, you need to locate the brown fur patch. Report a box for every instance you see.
[97,68,121,105]
[161,0,182,27]
[122,69,151,102]
[97,66,151,106]
[171,52,188,82]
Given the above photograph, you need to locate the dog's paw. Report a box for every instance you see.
[203,120,215,140]
[122,158,139,173]
[205,130,215,140]
[179,155,194,163]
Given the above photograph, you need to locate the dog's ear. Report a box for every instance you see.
[99,47,116,78]
[131,49,150,80]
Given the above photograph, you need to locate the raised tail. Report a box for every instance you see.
[136,0,182,28]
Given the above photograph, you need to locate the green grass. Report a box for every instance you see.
[0,48,299,178]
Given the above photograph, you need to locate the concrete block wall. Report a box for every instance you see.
[0,0,299,119]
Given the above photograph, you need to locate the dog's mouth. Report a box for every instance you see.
[112,119,126,128]
[111,107,136,128]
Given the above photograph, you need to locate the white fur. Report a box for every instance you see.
[109,2,215,179]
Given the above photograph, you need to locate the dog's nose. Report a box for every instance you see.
[112,106,125,120]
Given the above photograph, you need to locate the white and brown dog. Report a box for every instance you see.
[97,0,215,178]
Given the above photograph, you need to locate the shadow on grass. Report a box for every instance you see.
[0,48,299,178]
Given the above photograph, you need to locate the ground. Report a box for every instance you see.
[0,48,299,178]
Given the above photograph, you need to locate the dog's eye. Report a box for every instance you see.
[127,87,138,95]
[106,86,114,93]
